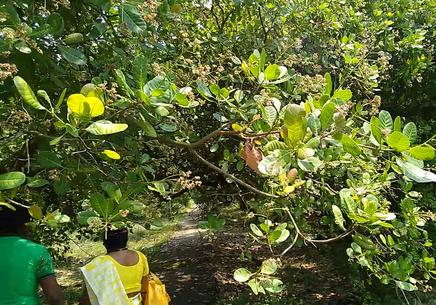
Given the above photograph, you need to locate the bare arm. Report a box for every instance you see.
[40,275,64,305]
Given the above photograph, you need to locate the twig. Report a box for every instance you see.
[25,139,30,174]
[257,5,268,44]
[210,1,222,30]
[190,148,278,198]
[284,208,353,245]
[280,232,299,256]
[5,197,30,209]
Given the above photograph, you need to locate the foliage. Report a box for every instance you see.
[1,0,436,301]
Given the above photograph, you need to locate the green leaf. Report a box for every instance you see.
[387,131,410,152]
[258,151,288,176]
[63,33,84,45]
[37,151,62,169]
[341,134,361,157]
[133,54,148,89]
[263,105,277,127]
[209,84,220,96]
[261,259,278,275]
[275,228,290,243]
[0,172,26,191]
[121,4,147,33]
[155,106,170,117]
[247,279,263,295]
[50,135,64,146]
[159,123,177,132]
[297,157,322,172]
[14,41,31,54]
[65,124,79,137]
[297,147,315,160]
[408,145,435,161]
[370,117,383,145]
[262,278,284,294]
[363,195,378,215]
[395,281,417,291]
[283,104,307,145]
[248,51,260,77]
[264,140,288,152]
[403,122,417,144]
[77,210,99,225]
[175,92,190,106]
[332,205,346,231]
[264,64,280,80]
[320,102,336,130]
[250,223,264,237]
[115,69,134,97]
[332,89,352,102]
[27,178,49,188]
[53,177,70,195]
[86,120,128,135]
[139,118,157,137]
[59,46,87,65]
[55,88,67,112]
[196,81,212,98]
[13,76,46,110]
[379,110,393,130]
[325,72,333,95]
[0,4,20,26]
[308,115,321,134]
[393,116,402,131]
[397,158,436,183]
[233,268,253,282]
[101,181,122,203]
[90,192,114,218]
[47,13,64,36]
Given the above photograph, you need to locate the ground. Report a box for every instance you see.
[55,206,360,305]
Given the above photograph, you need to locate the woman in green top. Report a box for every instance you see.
[0,205,64,305]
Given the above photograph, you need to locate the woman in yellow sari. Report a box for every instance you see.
[79,228,149,305]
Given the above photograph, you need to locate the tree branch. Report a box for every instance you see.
[257,5,268,44]
[283,207,353,246]
[211,1,222,30]
[189,148,278,198]
[5,197,30,209]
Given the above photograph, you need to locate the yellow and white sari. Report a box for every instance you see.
[80,256,142,305]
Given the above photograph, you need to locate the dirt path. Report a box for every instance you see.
[149,207,219,305]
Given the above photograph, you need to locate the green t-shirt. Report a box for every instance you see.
[0,236,55,305]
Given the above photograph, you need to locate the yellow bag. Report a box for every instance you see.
[144,273,171,305]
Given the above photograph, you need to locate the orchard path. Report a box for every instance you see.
[147,207,357,305]
[148,207,220,305]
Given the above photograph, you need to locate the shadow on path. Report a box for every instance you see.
[149,208,218,305]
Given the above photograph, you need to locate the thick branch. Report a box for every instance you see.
[190,149,278,198]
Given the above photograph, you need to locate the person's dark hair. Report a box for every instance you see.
[0,205,31,233]
[103,228,128,252]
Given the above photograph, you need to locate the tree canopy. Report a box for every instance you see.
[0,0,435,299]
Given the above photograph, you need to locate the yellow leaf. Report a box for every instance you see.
[283,185,295,194]
[232,123,244,132]
[29,204,43,220]
[103,149,121,160]
[67,94,104,117]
